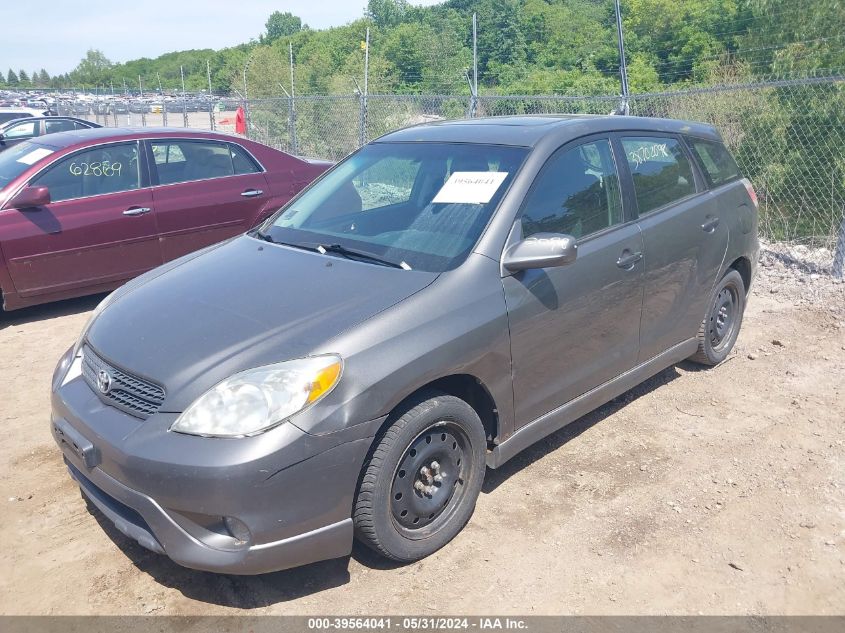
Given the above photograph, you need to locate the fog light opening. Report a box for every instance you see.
[224,516,251,545]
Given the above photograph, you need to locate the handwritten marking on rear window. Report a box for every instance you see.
[69,161,123,177]
[628,143,670,168]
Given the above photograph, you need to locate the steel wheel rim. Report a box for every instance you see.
[390,421,470,539]
[709,284,738,350]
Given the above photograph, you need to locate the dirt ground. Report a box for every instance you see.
[0,260,843,615]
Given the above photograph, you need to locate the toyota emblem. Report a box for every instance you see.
[97,369,113,395]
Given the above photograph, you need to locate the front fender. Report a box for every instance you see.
[294,254,515,441]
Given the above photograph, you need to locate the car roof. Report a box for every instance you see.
[376,115,721,146]
[23,126,250,150]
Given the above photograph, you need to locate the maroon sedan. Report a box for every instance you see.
[0,128,329,311]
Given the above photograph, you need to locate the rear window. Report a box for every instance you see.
[688,138,741,187]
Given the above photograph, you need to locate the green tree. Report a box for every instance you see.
[263,11,303,44]
[18,70,29,84]
[71,49,113,87]
[7,69,18,86]
[38,69,51,87]
[367,0,409,28]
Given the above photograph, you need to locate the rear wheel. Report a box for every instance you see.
[689,269,746,366]
[353,391,486,562]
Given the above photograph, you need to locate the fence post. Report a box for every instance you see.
[833,210,845,279]
[243,98,251,139]
[289,96,298,155]
[359,93,367,148]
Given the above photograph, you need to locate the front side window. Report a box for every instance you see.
[31,142,140,203]
[151,140,248,184]
[265,142,528,272]
[4,120,38,140]
[521,139,623,239]
[622,136,697,214]
[688,137,741,187]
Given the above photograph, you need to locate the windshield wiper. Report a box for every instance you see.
[254,228,275,243]
[316,243,410,270]
[255,235,411,270]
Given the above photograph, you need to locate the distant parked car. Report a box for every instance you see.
[71,102,91,115]
[109,101,129,115]
[0,107,52,123]
[0,127,331,310]
[128,101,150,114]
[0,117,101,152]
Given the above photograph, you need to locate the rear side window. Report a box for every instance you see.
[151,140,234,184]
[45,119,77,134]
[622,136,697,214]
[688,138,740,187]
[521,139,623,239]
[31,142,140,202]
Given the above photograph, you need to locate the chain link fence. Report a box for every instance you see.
[78,76,845,260]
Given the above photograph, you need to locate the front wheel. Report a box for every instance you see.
[689,269,746,366]
[353,391,487,562]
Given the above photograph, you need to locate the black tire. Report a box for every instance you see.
[353,391,487,562]
[689,268,746,366]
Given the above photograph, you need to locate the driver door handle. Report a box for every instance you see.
[241,189,264,198]
[123,207,151,216]
[702,216,720,232]
[616,251,643,269]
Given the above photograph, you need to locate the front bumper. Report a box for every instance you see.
[63,454,353,574]
[51,357,383,574]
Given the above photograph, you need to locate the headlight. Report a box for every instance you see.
[170,355,343,438]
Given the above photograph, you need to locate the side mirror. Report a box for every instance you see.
[9,186,51,209]
[502,233,578,272]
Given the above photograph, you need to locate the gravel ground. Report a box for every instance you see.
[0,246,843,615]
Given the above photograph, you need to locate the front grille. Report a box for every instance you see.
[82,345,165,419]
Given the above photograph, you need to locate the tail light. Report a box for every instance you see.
[742,178,759,208]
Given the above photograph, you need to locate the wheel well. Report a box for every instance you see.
[388,375,500,449]
[729,256,752,295]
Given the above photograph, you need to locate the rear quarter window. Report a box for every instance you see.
[688,137,741,187]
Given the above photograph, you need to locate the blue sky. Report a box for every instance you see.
[3,0,443,76]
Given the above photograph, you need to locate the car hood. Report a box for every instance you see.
[87,235,438,412]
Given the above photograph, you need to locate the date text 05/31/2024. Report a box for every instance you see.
[307,618,529,630]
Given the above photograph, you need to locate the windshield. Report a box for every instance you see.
[263,142,529,272]
[0,142,54,190]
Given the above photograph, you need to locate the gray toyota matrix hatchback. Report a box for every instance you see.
[51,115,759,574]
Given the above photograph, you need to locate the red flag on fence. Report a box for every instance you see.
[235,106,246,135]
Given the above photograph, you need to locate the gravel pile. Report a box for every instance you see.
[755,240,845,315]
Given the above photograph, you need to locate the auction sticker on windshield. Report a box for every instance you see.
[432,171,508,204]
[16,148,54,165]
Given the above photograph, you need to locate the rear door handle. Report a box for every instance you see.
[241,189,264,198]
[123,207,151,216]
[616,251,643,269]
[702,216,720,232]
